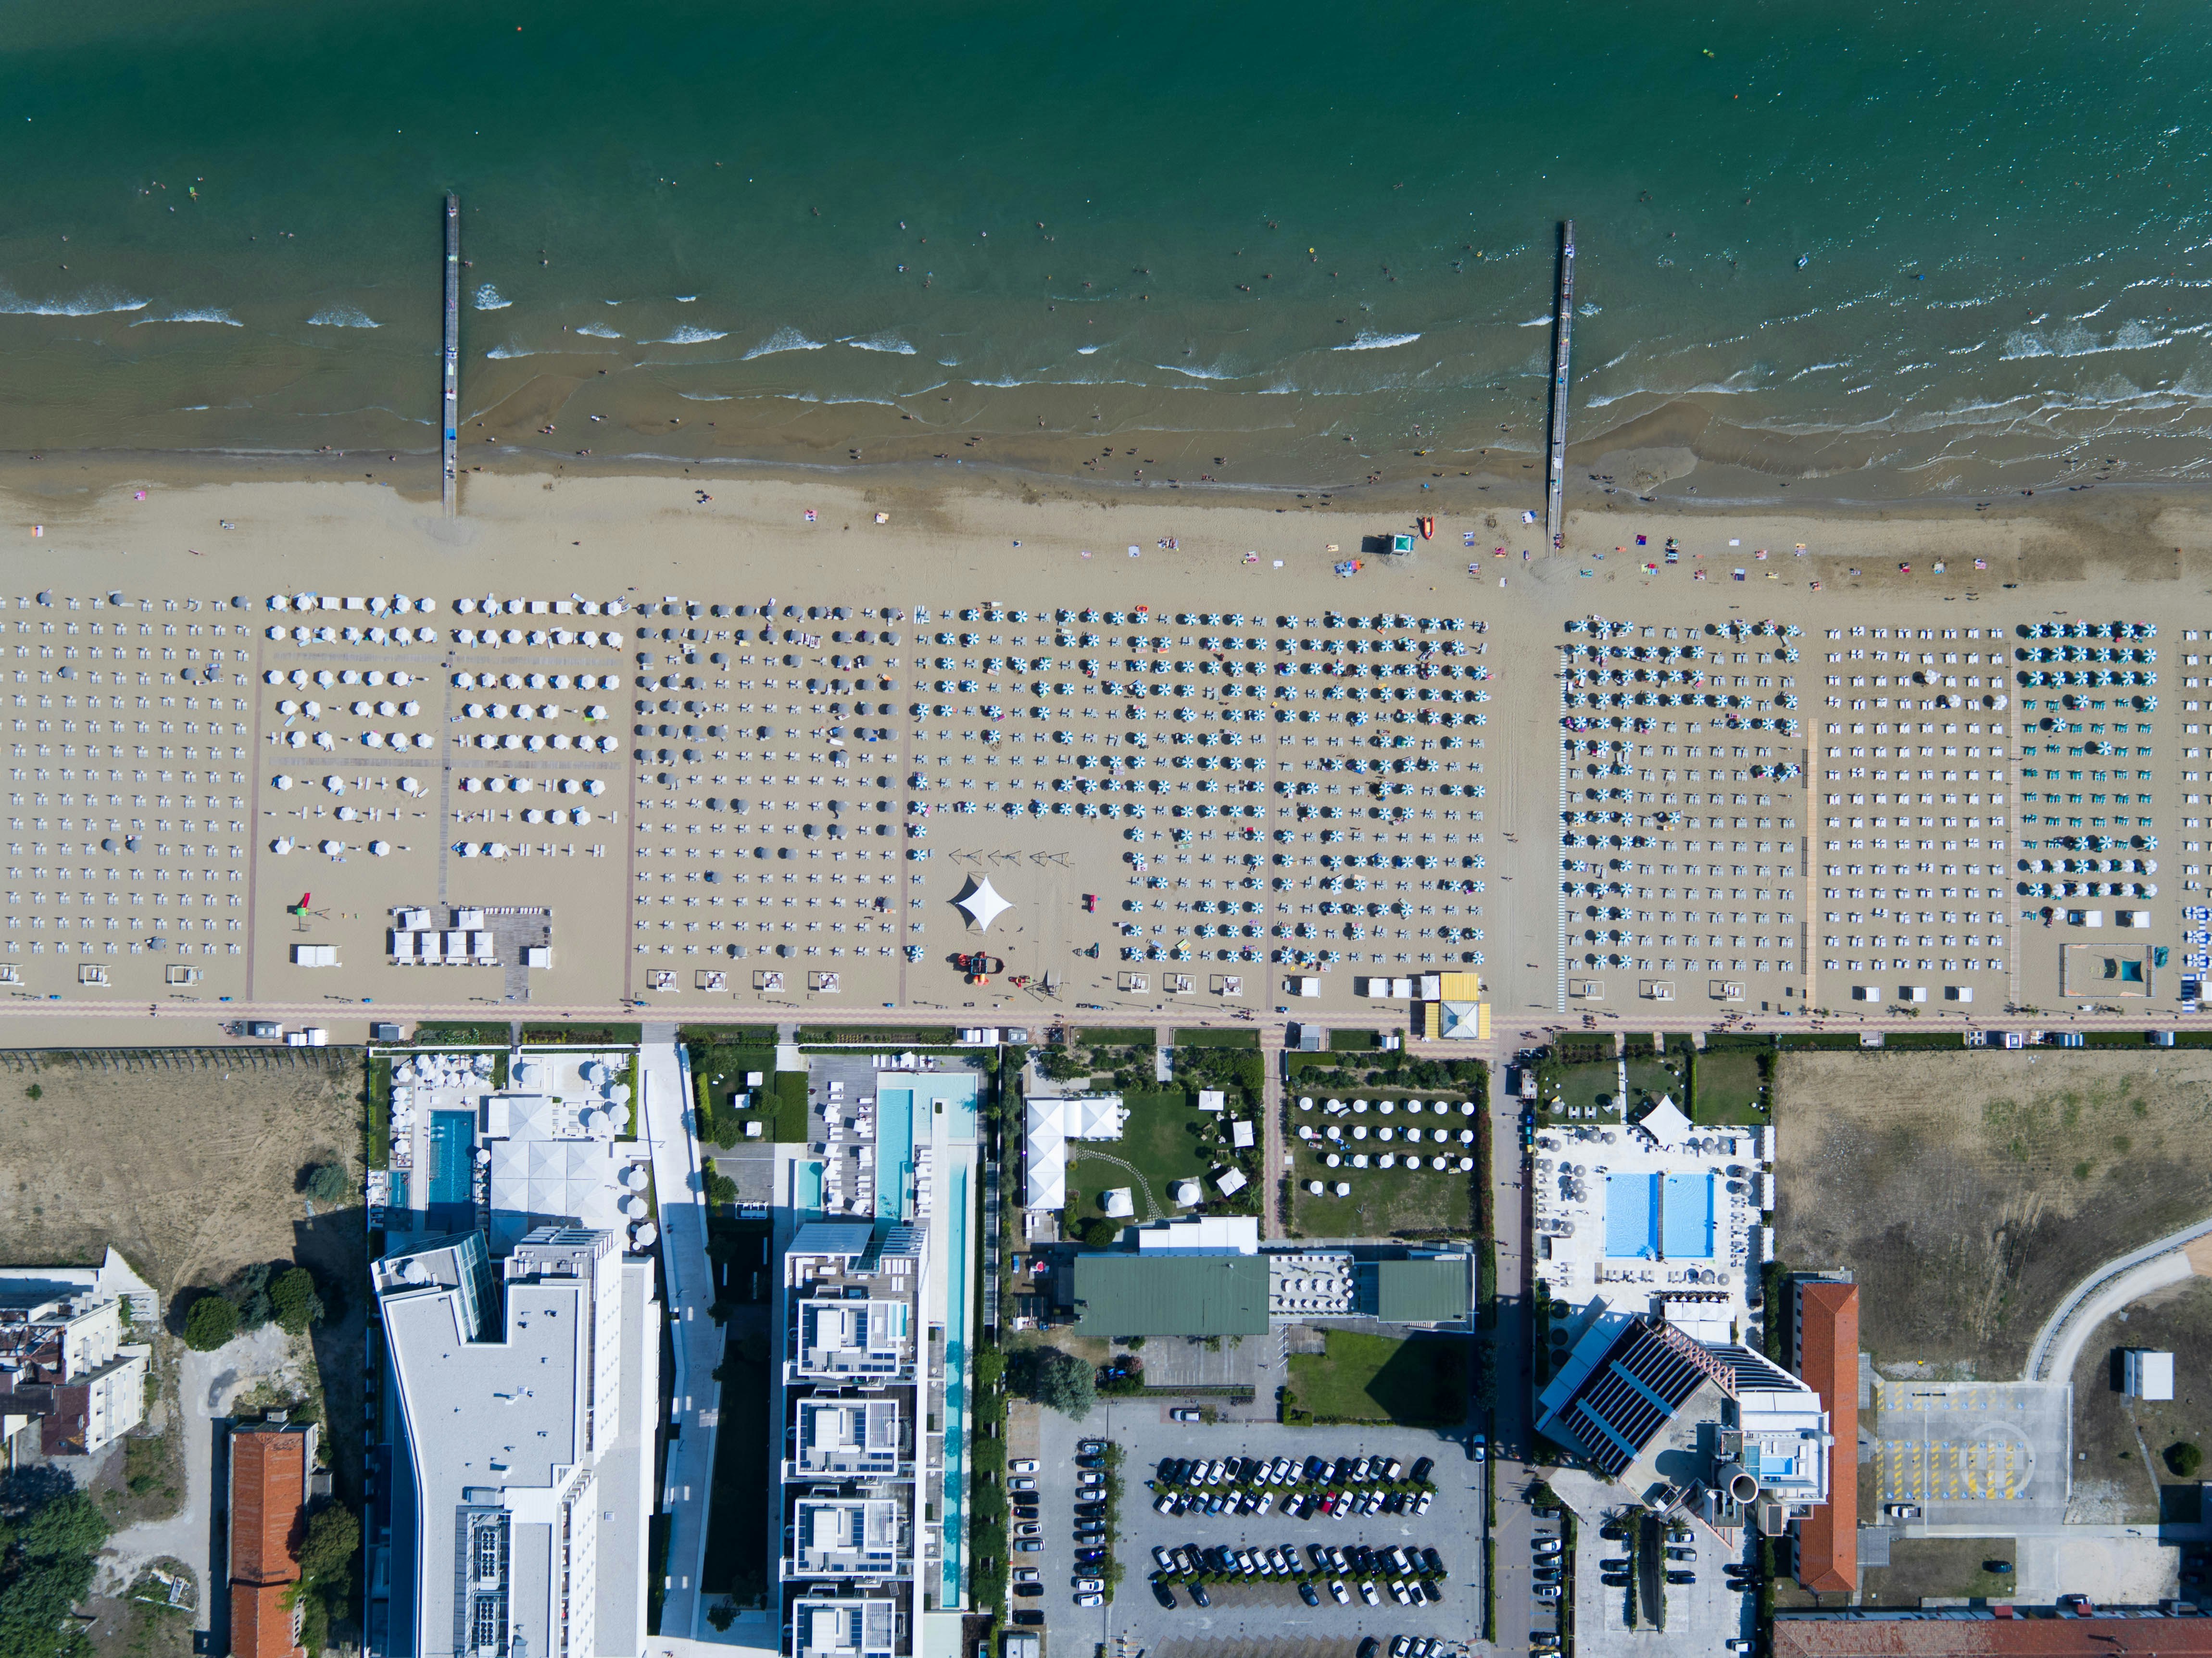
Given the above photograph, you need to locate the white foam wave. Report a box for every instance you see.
[0,285,150,317]
[133,308,242,327]
[1516,314,1552,328]
[1333,331,1421,351]
[649,325,729,345]
[1584,377,1761,410]
[1157,361,1237,381]
[307,305,379,329]
[574,324,622,339]
[843,332,916,354]
[2001,319,2172,360]
[744,327,828,360]
[676,295,698,303]
[485,344,534,360]
[1077,345,1101,355]
[1788,361,1850,382]
[679,391,732,402]
[474,284,511,311]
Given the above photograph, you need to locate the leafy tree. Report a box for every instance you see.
[1076,1217,1122,1249]
[0,1479,110,1658]
[2168,1441,2203,1478]
[183,1294,239,1352]
[973,1347,1005,1398]
[303,1164,349,1205]
[270,1269,325,1336]
[297,1505,359,1586]
[1007,1347,1094,1420]
[228,1262,276,1331]
[1038,1045,1088,1082]
[704,1168,738,1207]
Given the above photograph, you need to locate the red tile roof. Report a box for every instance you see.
[230,1582,303,1658]
[1794,1280,1859,1594]
[229,1430,308,1588]
[1775,1613,2212,1657]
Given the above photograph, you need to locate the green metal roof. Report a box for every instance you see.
[1070,1254,1270,1337]
[1374,1258,1472,1324]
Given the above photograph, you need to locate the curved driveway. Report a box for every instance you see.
[2025,1213,2212,1382]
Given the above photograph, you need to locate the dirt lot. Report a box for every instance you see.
[1860,1537,2019,1608]
[1775,1051,2212,1377]
[2066,1276,2212,1525]
[0,1046,363,1300]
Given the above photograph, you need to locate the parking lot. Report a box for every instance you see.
[1572,1508,1753,1658]
[1034,1397,1486,1652]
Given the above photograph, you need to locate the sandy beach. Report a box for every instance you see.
[0,455,2209,1040]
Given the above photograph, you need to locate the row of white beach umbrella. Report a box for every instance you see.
[265,668,418,688]
[459,776,608,795]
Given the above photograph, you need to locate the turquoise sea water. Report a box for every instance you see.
[4,0,2211,493]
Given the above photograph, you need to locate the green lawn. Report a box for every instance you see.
[1288,1157,1478,1240]
[1174,1027,1260,1047]
[1544,1055,1684,1124]
[1286,1090,1482,1238]
[690,1045,778,1146]
[770,1071,811,1143]
[1066,1089,1212,1221]
[1691,1048,1769,1124]
[1285,1331,1469,1427]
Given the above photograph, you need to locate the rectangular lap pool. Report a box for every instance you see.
[1604,1172,1659,1259]
[1661,1172,1716,1260]
[427,1111,476,1206]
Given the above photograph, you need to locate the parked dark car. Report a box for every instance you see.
[1410,1457,1434,1483]
[1191,1583,1211,1608]
[1153,1582,1178,1609]
[1299,1582,1321,1606]
[1012,1611,1044,1627]
[1423,1546,1445,1575]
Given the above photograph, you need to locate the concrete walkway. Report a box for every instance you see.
[2025,1212,2212,1381]
[98,1323,295,1637]
[640,1025,723,1640]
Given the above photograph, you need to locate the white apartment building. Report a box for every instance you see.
[374,1226,657,1658]
[0,1255,152,1457]
[781,1222,925,1658]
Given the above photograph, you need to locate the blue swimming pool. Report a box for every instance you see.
[427,1111,476,1206]
[939,1160,971,1608]
[1661,1172,1716,1259]
[875,1089,914,1219]
[1604,1173,1660,1259]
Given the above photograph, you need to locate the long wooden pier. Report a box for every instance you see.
[441,192,460,515]
[1544,218,1574,551]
